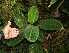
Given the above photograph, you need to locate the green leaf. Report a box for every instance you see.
[38,32,44,42]
[51,0,57,4]
[24,25,39,42]
[48,0,57,7]
[6,29,25,46]
[27,43,43,53]
[39,19,63,30]
[13,11,26,29]
[28,6,39,24]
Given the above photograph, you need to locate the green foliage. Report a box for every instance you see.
[0,17,5,30]
[0,50,7,53]
[10,43,24,53]
[38,32,44,42]
[48,35,69,53]
[28,6,39,24]
[27,43,43,53]
[60,0,69,14]
[5,1,27,46]
[39,19,63,30]
[51,0,57,4]
[24,25,39,42]
[0,0,13,21]
[11,0,16,6]
[0,0,68,53]
[48,0,57,7]
[13,11,26,29]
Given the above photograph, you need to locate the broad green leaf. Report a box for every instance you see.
[28,6,39,24]
[13,11,26,29]
[6,29,25,46]
[27,43,43,53]
[51,0,57,4]
[24,25,39,42]
[39,19,63,30]
[38,32,44,42]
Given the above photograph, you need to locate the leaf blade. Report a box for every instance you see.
[28,6,39,24]
[39,19,63,30]
[24,25,39,42]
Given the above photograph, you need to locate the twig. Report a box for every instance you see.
[56,0,64,10]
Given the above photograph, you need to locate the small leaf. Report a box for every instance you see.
[51,0,57,4]
[39,19,63,30]
[28,6,39,24]
[24,25,39,42]
[38,32,44,42]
